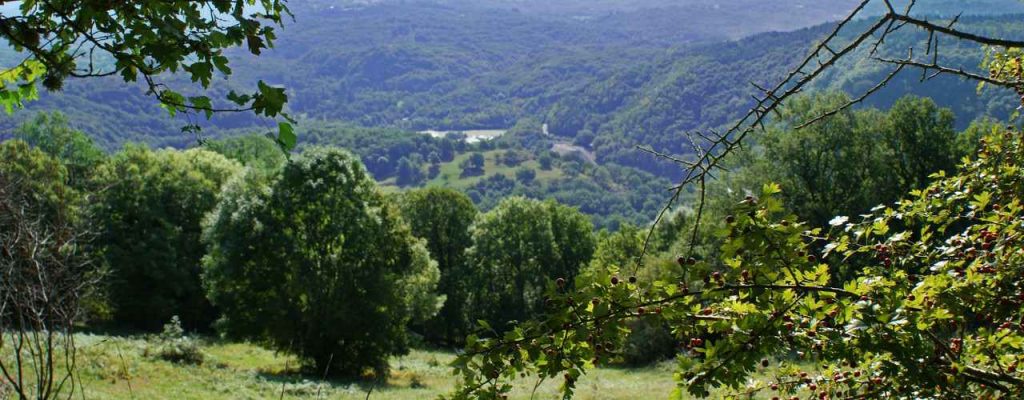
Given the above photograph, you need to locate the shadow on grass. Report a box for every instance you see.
[255,369,409,395]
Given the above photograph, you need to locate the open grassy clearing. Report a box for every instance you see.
[0,333,824,399]
[1,334,692,399]
[376,150,567,192]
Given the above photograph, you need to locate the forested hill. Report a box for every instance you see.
[3,2,1022,168]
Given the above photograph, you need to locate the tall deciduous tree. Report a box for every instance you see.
[883,96,958,191]
[92,146,240,331]
[202,147,441,377]
[398,188,478,344]
[468,197,595,331]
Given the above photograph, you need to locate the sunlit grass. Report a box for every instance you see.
[0,333,689,399]
[2,333,825,399]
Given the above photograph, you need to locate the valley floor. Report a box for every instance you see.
[25,334,682,399]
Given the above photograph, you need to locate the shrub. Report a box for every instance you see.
[148,316,204,365]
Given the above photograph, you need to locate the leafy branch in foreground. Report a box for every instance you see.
[449,125,1024,399]
[0,0,297,149]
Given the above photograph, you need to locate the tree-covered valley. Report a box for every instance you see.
[4,0,1024,399]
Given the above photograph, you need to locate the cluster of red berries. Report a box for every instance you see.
[874,243,893,267]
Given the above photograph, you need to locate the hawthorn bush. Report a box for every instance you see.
[448,127,1024,399]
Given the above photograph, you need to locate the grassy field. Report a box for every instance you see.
[16,334,683,399]
[378,150,566,193]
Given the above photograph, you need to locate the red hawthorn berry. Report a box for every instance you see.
[628,276,637,284]
[556,277,566,287]
[807,255,817,263]
[637,307,646,315]
[702,307,713,316]
[771,383,779,390]
[611,276,620,285]
[726,215,736,224]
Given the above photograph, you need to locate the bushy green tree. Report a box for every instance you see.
[752,92,894,227]
[744,93,960,228]
[0,140,79,220]
[468,197,595,331]
[14,112,104,184]
[92,146,241,331]
[398,188,478,344]
[883,96,959,191]
[460,153,486,177]
[396,156,425,186]
[202,147,441,377]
